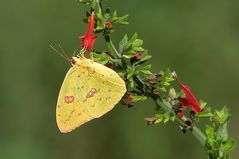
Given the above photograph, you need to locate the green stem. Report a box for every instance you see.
[95,0,121,59]
[192,126,207,146]
[156,98,207,146]
[104,35,122,58]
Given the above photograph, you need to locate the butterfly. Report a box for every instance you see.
[56,56,126,133]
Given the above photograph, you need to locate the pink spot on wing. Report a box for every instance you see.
[86,88,97,98]
[65,96,75,104]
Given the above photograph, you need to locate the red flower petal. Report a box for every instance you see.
[80,10,96,52]
[173,72,201,113]
[179,98,191,108]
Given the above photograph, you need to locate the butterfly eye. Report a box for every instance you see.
[71,57,78,65]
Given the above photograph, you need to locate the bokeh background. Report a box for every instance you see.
[1,0,238,159]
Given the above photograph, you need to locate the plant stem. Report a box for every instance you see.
[104,35,122,58]
[95,0,121,59]
[192,126,207,146]
[156,98,207,146]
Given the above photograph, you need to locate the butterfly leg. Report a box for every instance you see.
[90,54,94,63]
[77,46,87,58]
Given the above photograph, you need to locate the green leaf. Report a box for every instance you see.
[126,65,135,79]
[136,65,152,75]
[130,95,147,102]
[205,125,219,154]
[110,10,129,25]
[163,113,170,123]
[96,12,104,22]
[129,33,137,42]
[139,70,152,75]
[158,87,166,92]
[119,34,128,47]
[199,100,207,109]
[197,107,213,118]
[155,114,164,124]
[212,106,230,127]
[127,70,134,79]
[134,54,152,65]
[93,52,110,65]
[133,39,143,46]
[170,115,176,122]
[216,122,228,141]
[129,79,134,88]
[177,90,185,98]
[153,69,174,93]
[78,0,92,5]
[222,138,236,153]
[168,88,177,99]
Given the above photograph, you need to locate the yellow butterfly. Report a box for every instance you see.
[56,56,126,133]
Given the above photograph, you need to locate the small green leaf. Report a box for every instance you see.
[170,115,176,122]
[222,138,236,153]
[216,122,228,141]
[93,52,110,65]
[168,88,177,99]
[212,106,230,127]
[163,113,170,123]
[130,79,134,88]
[139,70,152,75]
[134,55,152,65]
[130,95,147,102]
[111,11,129,24]
[119,34,128,48]
[155,115,164,124]
[197,107,213,118]
[199,100,207,110]
[126,66,134,79]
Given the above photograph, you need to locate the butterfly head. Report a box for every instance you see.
[71,57,78,65]
[71,56,93,68]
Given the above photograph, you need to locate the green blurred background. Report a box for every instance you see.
[1,0,238,159]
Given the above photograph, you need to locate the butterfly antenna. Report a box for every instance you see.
[58,44,70,60]
[49,45,70,61]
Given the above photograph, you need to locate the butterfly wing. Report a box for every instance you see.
[56,59,126,133]
[56,66,93,133]
[77,61,126,118]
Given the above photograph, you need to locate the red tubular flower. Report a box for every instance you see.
[79,10,96,52]
[105,21,112,28]
[172,72,201,113]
